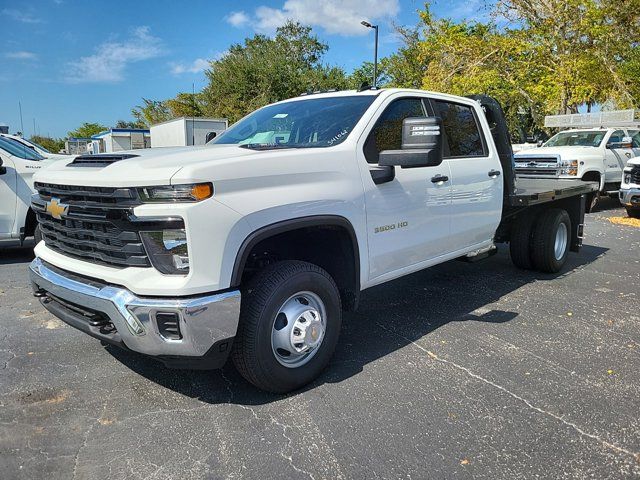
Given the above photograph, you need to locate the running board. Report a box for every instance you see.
[459,245,498,263]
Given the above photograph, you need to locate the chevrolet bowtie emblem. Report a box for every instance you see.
[45,198,69,220]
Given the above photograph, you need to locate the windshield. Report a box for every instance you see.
[0,136,45,160]
[544,131,606,148]
[211,95,376,149]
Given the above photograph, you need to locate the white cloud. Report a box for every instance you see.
[248,0,400,36]
[226,11,250,27]
[6,51,38,60]
[2,8,44,24]
[170,58,210,75]
[64,26,164,83]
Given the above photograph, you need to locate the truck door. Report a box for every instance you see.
[430,98,503,251]
[0,153,17,238]
[604,129,632,183]
[357,96,452,281]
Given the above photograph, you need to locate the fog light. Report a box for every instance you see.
[155,311,182,340]
[140,229,190,275]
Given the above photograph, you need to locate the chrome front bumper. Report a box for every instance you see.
[29,258,241,367]
[619,187,640,207]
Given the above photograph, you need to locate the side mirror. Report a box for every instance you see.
[537,140,544,147]
[607,137,633,149]
[379,117,444,168]
[0,157,5,175]
[205,131,217,143]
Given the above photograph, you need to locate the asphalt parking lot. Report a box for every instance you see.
[1,199,638,479]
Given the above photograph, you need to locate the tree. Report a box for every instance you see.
[67,122,107,138]
[165,92,204,118]
[385,27,427,89]
[131,99,171,127]
[200,21,350,122]
[30,135,65,154]
[115,119,146,129]
[496,0,640,113]
[348,60,391,89]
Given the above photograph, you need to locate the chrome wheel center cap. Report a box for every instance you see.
[291,310,324,352]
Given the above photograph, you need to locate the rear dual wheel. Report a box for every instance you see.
[510,209,571,273]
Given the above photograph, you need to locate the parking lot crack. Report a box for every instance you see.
[376,322,640,463]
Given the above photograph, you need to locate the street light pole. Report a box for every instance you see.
[361,21,379,88]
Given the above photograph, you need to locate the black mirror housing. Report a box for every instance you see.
[378,117,444,168]
[205,131,217,143]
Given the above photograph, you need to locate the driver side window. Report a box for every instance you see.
[609,130,624,144]
[364,98,425,164]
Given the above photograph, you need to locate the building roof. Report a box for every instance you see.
[92,128,150,139]
[150,117,228,127]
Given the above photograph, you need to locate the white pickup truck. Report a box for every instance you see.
[0,135,66,246]
[620,158,640,217]
[514,127,639,208]
[29,89,597,392]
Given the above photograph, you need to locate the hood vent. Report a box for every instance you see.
[68,154,139,167]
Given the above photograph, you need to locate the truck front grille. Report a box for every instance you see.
[33,183,150,268]
[630,166,640,184]
[514,156,560,177]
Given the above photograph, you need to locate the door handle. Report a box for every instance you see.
[488,169,501,177]
[431,174,449,183]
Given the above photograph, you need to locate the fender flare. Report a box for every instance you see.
[230,215,360,290]
[581,169,604,191]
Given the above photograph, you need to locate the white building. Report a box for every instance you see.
[65,137,92,155]
[150,117,228,148]
[91,128,151,154]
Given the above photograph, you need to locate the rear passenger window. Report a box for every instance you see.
[632,131,640,148]
[364,98,425,164]
[433,100,487,157]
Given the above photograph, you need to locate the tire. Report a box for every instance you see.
[34,224,42,245]
[531,209,571,273]
[509,212,536,270]
[232,260,342,393]
[586,191,600,213]
[626,207,640,219]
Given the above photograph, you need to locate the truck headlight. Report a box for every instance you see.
[560,160,578,176]
[138,183,213,203]
[140,229,190,275]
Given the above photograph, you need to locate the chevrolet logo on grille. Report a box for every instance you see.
[45,198,69,220]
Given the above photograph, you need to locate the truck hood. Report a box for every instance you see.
[514,145,600,160]
[32,145,259,187]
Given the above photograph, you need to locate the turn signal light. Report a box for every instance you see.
[191,183,213,201]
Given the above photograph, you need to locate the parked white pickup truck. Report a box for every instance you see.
[620,158,640,217]
[29,89,597,392]
[514,127,639,208]
[0,135,65,246]
[0,134,70,160]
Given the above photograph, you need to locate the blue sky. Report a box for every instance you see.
[1,0,491,138]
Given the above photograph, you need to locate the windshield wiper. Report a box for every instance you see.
[239,143,301,151]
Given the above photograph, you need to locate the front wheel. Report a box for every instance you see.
[232,260,342,393]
